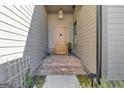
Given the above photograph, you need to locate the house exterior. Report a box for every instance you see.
[102,6,124,80]
[0,5,124,85]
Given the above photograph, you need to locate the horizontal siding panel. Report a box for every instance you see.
[108,18,124,23]
[0,6,30,27]
[108,24,124,29]
[13,5,32,21]
[108,30,124,35]
[108,6,124,12]
[20,5,32,17]
[108,65,124,70]
[0,29,27,37]
[108,47,124,52]
[107,74,124,80]
[106,6,124,80]
[0,53,23,64]
[108,13,124,18]
[25,5,33,13]
[0,13,29,29]
[0,22,28,35]
[23,5,33,14]
[75,6,96,73]
[108,70,124,74]
[0,19,29,33]
[108,36,124,41]
[108,53,124,58]
[0,40,26,47]
[28,5,33,11]
[0,47,24,56]
[109,60,124,64]
[4,6,32,23]
[108,41,124,46]
[0,30,27,40]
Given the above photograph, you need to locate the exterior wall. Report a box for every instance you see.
[0,5,48,82]
[74,6,96,73]
[101,6,108,79]
[23,6,48,72]
[0,5,35,64]
[102,6,124,80]
[48,14,73,51]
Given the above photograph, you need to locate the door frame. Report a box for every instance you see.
[53,25,68,55]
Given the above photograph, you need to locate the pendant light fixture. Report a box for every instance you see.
[58,5,63,19]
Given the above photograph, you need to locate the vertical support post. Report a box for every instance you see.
[7,60,11,86]
[14,59,18,87]
[22,56,25,88]
[19,58,23,88]
[96,5,102,83]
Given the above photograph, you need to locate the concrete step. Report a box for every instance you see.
[42,75,81,88]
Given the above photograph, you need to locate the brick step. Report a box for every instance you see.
[37,69,85,75]
[39,66,83,69]
[39,67,83,70]
[34,55,86,75]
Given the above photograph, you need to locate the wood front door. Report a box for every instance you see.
[54,27,68,54]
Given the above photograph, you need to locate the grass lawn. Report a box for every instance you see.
[33,75,46,88]
[77,75,92,88]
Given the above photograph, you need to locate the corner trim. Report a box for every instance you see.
[96,5,102,83]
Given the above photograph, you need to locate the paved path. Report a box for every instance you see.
[36,55,86,75]
[43,75,81,88]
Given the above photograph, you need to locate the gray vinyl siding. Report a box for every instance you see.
[102,6,124,80]
[74,6,96,73]
[23,6,48,72]
[0,5,48,82]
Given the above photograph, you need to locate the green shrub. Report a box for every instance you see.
[24,69,33,88]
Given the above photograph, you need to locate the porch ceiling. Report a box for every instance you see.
[45,5,74,14]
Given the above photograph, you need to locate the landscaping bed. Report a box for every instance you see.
[33,75,46,88]
[77,75,124,88]
[77,75,92,88]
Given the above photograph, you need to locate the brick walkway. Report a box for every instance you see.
[35,55,86,75]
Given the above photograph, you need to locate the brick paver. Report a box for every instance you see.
[36,55,86,75]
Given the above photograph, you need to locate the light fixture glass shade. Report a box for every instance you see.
[58,9,63,19]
